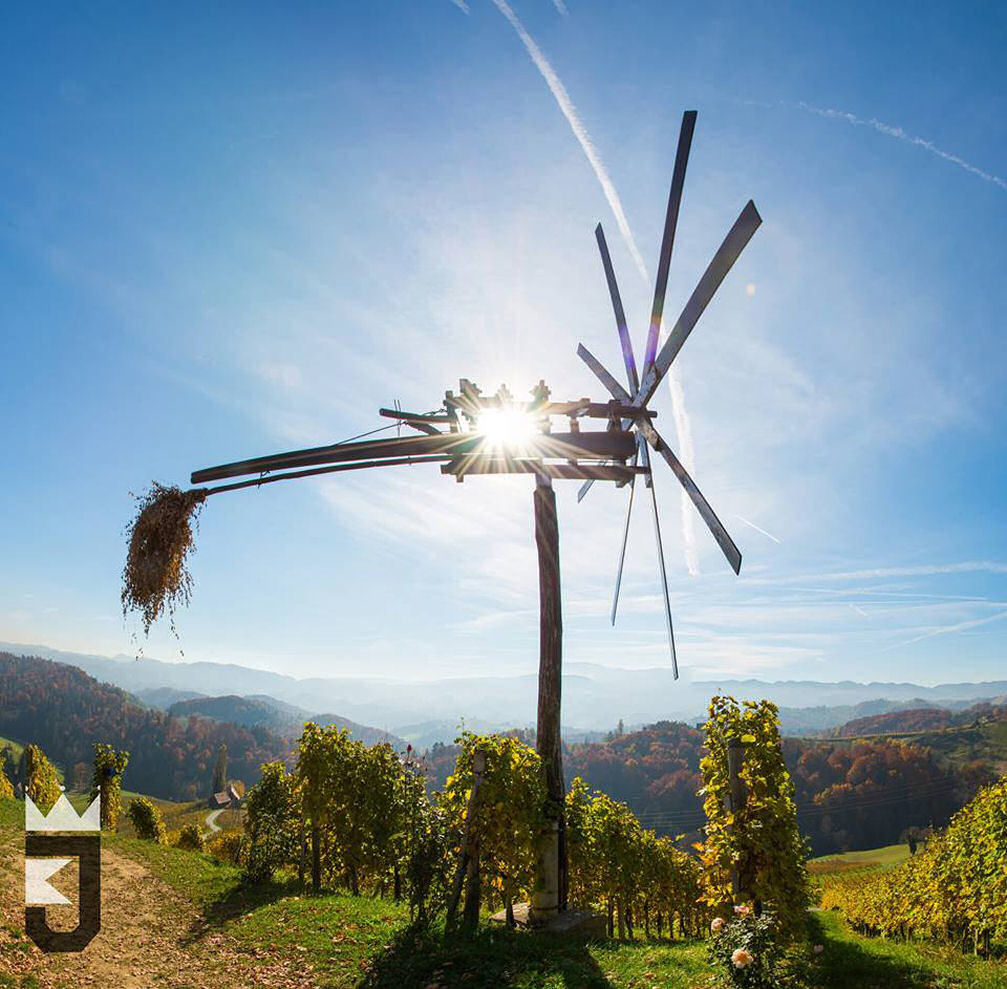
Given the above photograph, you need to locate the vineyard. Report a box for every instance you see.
[241,726,712,940]
[218,695,816,985]
[821,776,1007,953]
[9,697,1007,986]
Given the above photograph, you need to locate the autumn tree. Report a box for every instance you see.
[212,743,227,795]
[22,744,61,810]
[70,761,90,793]
[91,743,130,831]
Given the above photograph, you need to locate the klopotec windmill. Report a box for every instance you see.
[125,110,760,920]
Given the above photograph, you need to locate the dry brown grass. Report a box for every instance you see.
[122,482,207,636]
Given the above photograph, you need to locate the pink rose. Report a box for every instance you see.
[710,917,725,932]
[813,944,824,954]
[731,948,754,969]
[733,904,751,916]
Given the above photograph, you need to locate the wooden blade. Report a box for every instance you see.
[577,344,632,404]
[636,199,762,408]
[574,342,636,504]
[595,223,639,393]
[641,443,678,679]
[610,449,639,625]
[638,418,742,575]
[644,110,697,375]
[192,429,636,484]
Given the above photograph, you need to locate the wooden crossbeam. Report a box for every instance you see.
[192,430,637,485]
[202,455,453,496]
[440,459,642,482]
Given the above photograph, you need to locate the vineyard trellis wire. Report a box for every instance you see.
[635,773,966,831]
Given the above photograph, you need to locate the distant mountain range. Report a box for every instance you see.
[5,640,1007,743]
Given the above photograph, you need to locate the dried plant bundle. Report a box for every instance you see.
[122,483,207,636]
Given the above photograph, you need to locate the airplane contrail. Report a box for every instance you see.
[734,514,782,544]
[488,0,702,572]
[551,0,569,14]
[798,102,1007,192]
[668,370,699,574]
[885,608,1007,651]
[489,0,649,282]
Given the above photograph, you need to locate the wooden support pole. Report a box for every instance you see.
[530,475,566,922]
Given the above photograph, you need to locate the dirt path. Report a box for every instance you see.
[0,830,318,988]
[204,809,224,834]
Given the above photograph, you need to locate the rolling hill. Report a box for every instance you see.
[0,652,409,802]
[167,693,406,748]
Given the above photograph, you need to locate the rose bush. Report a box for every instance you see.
[707,910,783,988]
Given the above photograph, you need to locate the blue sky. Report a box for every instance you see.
[1,2,1005,685]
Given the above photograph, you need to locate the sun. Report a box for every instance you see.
[477,407,540,450]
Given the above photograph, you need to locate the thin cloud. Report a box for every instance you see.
[551,0,569,14]
[820,561,1007,581]
[752,561,1007,586]
[798,102,1007,192]
[450,0,470,11]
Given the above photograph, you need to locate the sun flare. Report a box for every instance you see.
[476,407,540,450]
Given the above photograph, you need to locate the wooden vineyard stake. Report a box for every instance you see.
[446,747,487,934]
[726,736,747,900]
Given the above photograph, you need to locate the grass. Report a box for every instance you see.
[104,831,246,911]
[0,976,40,989]
[809,911,1007,989]
[217,892,713,989]
[807,843,910,875]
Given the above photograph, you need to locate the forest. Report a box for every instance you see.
[425,718,993,855]
[0,652,289,800]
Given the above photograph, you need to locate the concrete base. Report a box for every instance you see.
[489,902,608,938]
